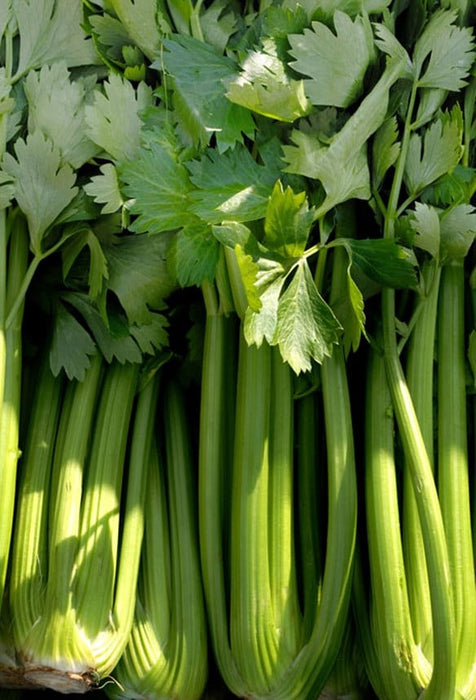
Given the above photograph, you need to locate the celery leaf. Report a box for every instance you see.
[187,145,277,223]
[226,37,311,122]
[84,164,124,215]
[288,12,374,108]
[99,0,162,60]
[263,181,314,257]
[119,132,193,233]
[49,301,97,380]
[2,131,78,254]
[104,233,176,325]
[404,107,463,197]
[160,35,255,151]
[273,259,341,373]
[24,63,100,169]
[13,0,98,77]
[168,222,220,286]
[333,238,418,289]
[85,74,153,162]
[440,204,476,262]
[414,10,475,90]
[409,202,441,258]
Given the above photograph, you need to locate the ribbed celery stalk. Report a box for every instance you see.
[7,353,64,687]
[0,213,28,603]
[364,346,425,699]
[11,357,146,693]
[403,264,441,665]
[110,377,208,699]
[437,261,476,700]
[198,284,245,697]
[229,337,278,694]
[13,354,104,692]
[381,74,456,698]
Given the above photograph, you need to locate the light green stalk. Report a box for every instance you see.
[198,303,245,697]
[10,354,64,658]
[0,213,28,603]
[365,347,427,699]
[229,337,278,695]
[403,264,441,662]
[437,261,476,700]
[108,373,208,700]
[381,75,456,700]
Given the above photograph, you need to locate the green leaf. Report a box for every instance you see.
[102,0,162,60]
[119,130,193,233]
[409,202,441,258]
[13,0,99,77]
[263,181,313,257]
[226,36,311,122]
[372,116,401,190]
[85,74,153,162]
[61,291,143,365]
[420,165,476,208]
[84,163,124,214]
[49,301,97,381]
[440,204,476,262]
[332,257,367,354]
[187,144,277,223]
[129,313,169,354]
[160,34,255,151]
[2,130,77,254]
[283,131,371,213]
[61,227,109,299]
[414,9,475,90]
[0,171,15,210]
[373,22,414,78]
[273,259,341,373]
[169,221,220,286]
[283,57,406,214]
[104,232,176,325]
[333,238,418,288]
[404,107,463,196]
[244,273,287,347]
[24,62,100,169]
[200,0,239,53]
[288,12,374,108]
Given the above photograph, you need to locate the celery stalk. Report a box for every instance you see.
[0,214,28,603]
[198,307,245,696]
[403,264,441,663]
[437,261,476,699]
[230,337,277,694]
[110,377,208,700]
[365,347,426,698]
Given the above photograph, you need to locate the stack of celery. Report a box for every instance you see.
[0,1,475,698]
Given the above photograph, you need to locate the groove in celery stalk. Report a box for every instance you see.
[295,390,322,642]
[437,261,476,699]
[0,213,28,603]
